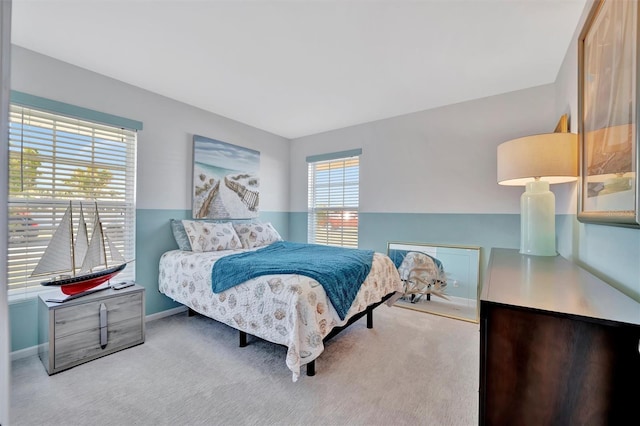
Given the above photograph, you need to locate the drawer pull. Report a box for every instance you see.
[99,303,108,349]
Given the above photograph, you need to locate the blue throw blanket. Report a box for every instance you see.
[211,241,374,320]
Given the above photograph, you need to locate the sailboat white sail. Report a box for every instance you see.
[30,203,74,277]
[31,201,129,295]
[80,214,106,273]
[106,234,126,264]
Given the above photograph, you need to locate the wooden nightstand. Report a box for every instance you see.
[38,284,145,375]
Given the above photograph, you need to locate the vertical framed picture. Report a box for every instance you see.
[192,135,260,219]
[578,0,640,227]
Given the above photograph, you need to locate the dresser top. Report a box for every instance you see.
[481,248,640,326]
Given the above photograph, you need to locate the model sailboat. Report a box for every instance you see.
[31,202,127,295]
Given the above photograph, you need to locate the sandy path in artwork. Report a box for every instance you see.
[209,185,230,218]
[197,181,220,218]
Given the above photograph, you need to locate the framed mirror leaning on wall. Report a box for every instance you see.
[387,242,481,323]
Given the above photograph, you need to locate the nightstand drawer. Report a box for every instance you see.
[54,292,142,338]
[55,316,143,370]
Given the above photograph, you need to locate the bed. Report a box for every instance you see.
[158,221,404,381]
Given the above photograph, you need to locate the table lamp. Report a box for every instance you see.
[497,132,578,256]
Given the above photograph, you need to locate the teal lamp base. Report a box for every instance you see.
[520,180,557,256]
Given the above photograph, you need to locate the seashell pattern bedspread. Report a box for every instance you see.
[158,248,403,381]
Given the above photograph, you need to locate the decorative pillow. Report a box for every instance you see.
[170,219,192,251]
[182,220,242,252]
[233,222,283,249]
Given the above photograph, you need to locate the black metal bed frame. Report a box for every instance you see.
[188,291,395,377]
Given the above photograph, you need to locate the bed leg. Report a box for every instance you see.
[366,306,373,329]
[239,330,247,347]
[307,360,316,376]
[188,308,195,317]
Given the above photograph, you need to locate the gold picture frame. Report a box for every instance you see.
[577,0,640,227]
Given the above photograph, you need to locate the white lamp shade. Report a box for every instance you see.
[497,132,578,186]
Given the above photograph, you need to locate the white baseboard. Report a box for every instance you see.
[145,306,188,322]
[10,345,42,361]
[11,306,189,361]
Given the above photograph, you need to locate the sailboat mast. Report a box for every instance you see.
[75,203,89,274]
[69,201,76,276]
[95,202,109,269]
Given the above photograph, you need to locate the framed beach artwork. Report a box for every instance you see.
[578,0,640,227]
[192,135,260,219]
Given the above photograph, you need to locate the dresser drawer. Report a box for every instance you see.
[54,292,142,338]
[55,316,143,370]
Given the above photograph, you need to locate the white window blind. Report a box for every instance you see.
[7,104,137,300]
[307,154,360,248]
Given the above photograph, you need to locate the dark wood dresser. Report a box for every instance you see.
[479,248,640,425]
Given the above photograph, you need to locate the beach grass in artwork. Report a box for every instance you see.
[192,135,260,219]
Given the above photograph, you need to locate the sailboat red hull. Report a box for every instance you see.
[40,263,127,295]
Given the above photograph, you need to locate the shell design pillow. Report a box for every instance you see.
[182,220,242,252]
[233,222,283,249]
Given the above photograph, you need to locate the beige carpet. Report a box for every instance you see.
[10,305,479,425]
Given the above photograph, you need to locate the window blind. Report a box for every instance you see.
[7,104,137,300]
[307,154,360,248]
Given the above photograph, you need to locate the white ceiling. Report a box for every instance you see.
[11,0,587,139]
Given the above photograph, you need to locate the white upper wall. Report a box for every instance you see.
[10,46,290,212]
[553,0,596,217]
[290,84,559,214]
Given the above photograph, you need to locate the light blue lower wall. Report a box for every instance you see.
[8,298,37,353]
[557,214,640,302]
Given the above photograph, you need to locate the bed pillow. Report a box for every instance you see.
[170,219,192,251]
[182,220,242,252]
[233,222,283,249]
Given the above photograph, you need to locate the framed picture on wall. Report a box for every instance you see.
[192,135,260,219]
[577,0,640,227]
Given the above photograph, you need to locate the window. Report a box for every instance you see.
[7,94,139,300]
[307,150,361,247]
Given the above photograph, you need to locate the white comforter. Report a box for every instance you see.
[158,248,403,381]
